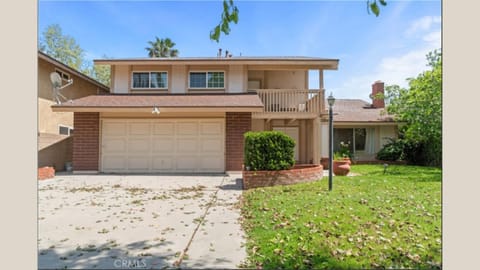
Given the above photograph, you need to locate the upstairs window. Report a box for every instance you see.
[189,71,224,89]
[132,72,167,89]
[55,69,70,81]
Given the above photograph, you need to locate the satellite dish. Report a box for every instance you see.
[49,72,73,104]
[50,72,62,88]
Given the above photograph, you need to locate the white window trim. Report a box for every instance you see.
[55,68,71,81]
[59,124,74,136]
[188,71,225,89]
[131,71,168,90]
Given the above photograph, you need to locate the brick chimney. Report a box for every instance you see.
[371,80,385,108]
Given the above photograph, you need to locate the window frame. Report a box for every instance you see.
[55,68,71,81]
[333,127,368,154]
[131,71,168,90]
[59,124,74,136]
[188,71,225,90]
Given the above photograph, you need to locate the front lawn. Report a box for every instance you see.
[240,165,441,269]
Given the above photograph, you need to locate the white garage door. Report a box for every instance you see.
[101,119,225,173]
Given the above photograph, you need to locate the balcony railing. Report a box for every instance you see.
[251,89,324,119]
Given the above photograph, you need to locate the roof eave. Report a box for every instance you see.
[51,105,264,113]
[94,58,339,70]
[39,51,110,91]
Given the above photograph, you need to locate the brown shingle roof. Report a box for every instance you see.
[52,93,264,111]
[332,99,395,122]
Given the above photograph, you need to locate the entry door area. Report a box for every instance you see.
[101,119,225,173]
[273,127,299,161]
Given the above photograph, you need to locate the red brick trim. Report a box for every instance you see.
[73,112,100,171]
[38,166,55,180]
[226,112,251,171]
[242,164,324,189]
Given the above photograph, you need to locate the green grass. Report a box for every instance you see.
[240,165,441,269]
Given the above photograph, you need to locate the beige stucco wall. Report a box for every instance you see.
[110,64,311,93]
[112,65,129,94]
[379,125,397,148]
[247,70,265,89]
[251,119,265,131]
[38,58,106,134]
[171,65,187,94]
[320,123,329,157]
[264,70,307,89]
[227,65,246,93]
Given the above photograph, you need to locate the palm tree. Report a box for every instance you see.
[145,37,179,57]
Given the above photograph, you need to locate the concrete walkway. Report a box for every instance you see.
[38,174,246,269]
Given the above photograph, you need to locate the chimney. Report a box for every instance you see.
[218,48,222,57]
[371,80,385,108]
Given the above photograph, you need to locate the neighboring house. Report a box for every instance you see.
[52,56,339,173]
[320,81,399,163]
[38,51,109,171]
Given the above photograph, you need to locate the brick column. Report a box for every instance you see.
[225,112,252,171]
[72,112,100,172]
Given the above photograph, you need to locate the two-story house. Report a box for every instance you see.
[38,51,109,171]
[52,56,339,173]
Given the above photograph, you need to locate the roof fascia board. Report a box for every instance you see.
[38,51,109,90]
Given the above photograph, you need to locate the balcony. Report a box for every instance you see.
[251,89,324,119]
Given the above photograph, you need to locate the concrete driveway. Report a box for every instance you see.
[38,174,246,269]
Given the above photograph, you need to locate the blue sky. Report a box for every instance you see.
[38,0,441,100]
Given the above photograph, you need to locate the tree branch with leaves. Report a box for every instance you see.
[210,0,386,42]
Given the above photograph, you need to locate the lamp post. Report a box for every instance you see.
[327,93,335,191]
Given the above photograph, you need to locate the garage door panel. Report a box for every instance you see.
[102,119,224,173]
[177,122,198,135]
[176,156,197,171]
[200,138,223,152]
[177,138,198,153]
[103,138,127,153]
[199,156,224,171]
[152,137,175,153]
[129,122,150,136]
[128,156,150,170]
[128,139,150,153]
[152,156,174,171]
[153,123,175,135]
[200,122,223,135]
[102,156,126,171]
[103,122,127,136]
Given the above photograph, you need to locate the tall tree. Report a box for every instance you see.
[145,37,179,57]
[82,55,111,87]
[385,49,442,166]
[39,24,85,70]
[40,24,111,87]
[210,0,387,42]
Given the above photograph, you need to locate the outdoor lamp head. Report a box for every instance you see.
[327,93,335,107]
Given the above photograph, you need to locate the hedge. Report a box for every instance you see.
[244,131,295,171]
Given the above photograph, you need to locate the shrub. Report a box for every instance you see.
[244,131,295,171]
[376,137,405,161]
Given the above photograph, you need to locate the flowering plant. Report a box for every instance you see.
[334,141,352,160]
